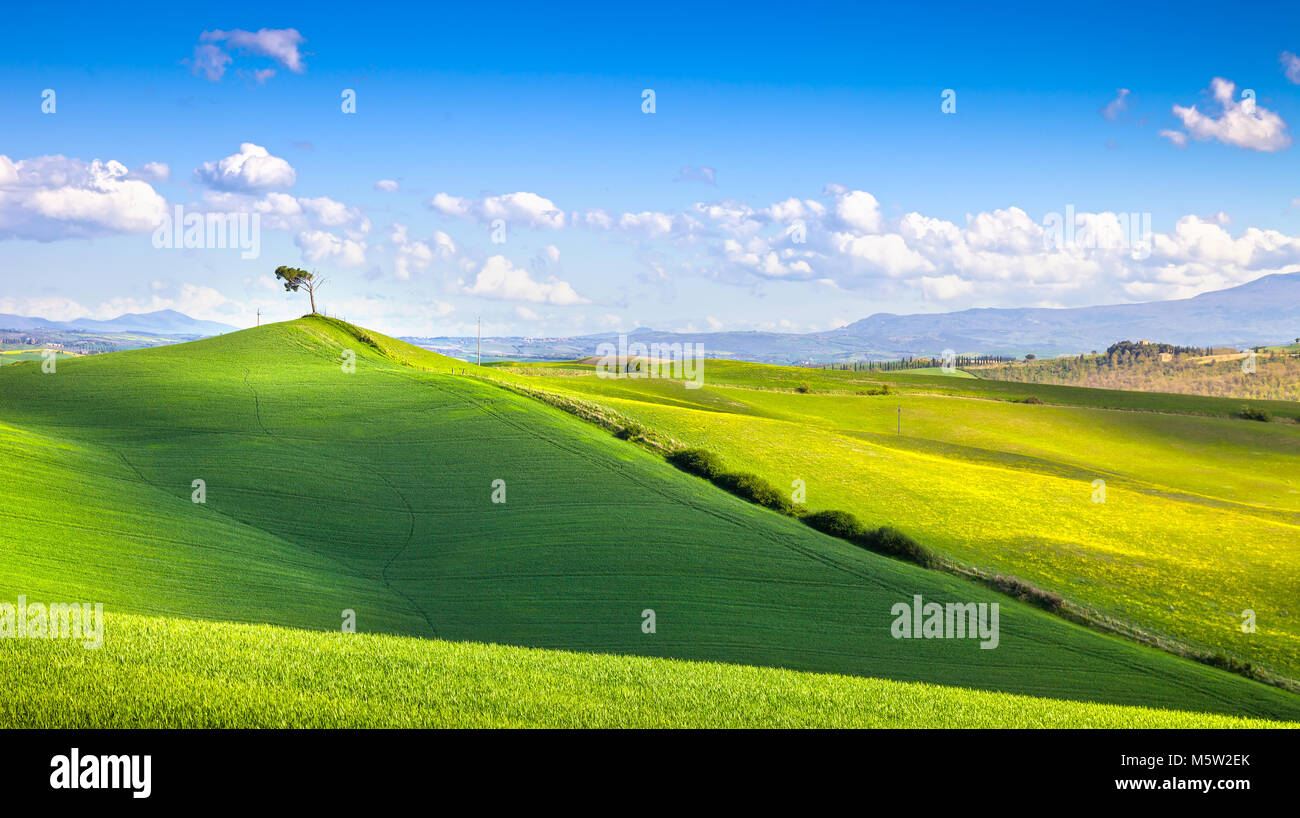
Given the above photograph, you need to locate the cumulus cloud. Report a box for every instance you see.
[0,154,168,241]
[390,223,455,280]
[1164,78,1290,152]
[192,29,306,82]
[548,182,1300,306]
[195,143,296,191]
[374,179,400,193]
[130,162,171,183]
[459,255,588,304]
[196,190,370,242]
[835,190,884,233]
[430,191,565,229]
[295,230,367,267]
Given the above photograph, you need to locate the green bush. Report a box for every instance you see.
[1202,651,1254,675]
[714,472,793,515]
[862,526,938,568]
[1237,406,1271,422]
[801,509,867,540]
[800,512,937,569]
[795,382,811,393]
[615,422,649,442]
[667,448,725,479]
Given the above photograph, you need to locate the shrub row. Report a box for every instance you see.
[800,510,937,568]
[666,450,938,567]
[667,449,794,515]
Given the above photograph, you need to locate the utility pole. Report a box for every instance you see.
[256,308,261,327]
[476,316,481,368]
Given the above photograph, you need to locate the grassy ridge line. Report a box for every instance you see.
[2,612,1292,729]
[470,371,1300,693]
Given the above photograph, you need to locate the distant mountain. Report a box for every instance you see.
[0,310,238,337]
[406,272,1300,364]
[828,272,1300,357]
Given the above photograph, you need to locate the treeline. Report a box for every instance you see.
[819,354,1015,372]
[1104,340,1227,358]
[977,349,1300,403]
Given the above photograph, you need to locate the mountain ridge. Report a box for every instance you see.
[407,272,1300,363]
[0,309,239,336]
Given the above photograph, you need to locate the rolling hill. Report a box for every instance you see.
[1,316,1297,725]
[488,358,1300,683]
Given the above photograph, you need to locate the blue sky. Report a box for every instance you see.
[3,0,1300,336]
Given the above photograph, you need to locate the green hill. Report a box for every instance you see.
[2,316,1298,725]
[489,356,1300,681]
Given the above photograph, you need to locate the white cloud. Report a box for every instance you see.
[430,191,565,229]
[1282,52,1300,84]
[0,154,168,240]
[1160,129,1188,148]
[618,211,681,238]
[835,190,883,233]
[1165,77,1290,152]
[1101,88,1131,120]
[675,166,716,184]
[195,143,297,191]
[198,190,370,238]
[833,232,933,276]
[459,255,588,304]
[295,230,367,267]
[193,29,306,82]
[920,274,976,300]
[298,196,353,226]
[131,162,171,183]
[390,223,455,280]
[374,179,400,193]
[190,44,232,82]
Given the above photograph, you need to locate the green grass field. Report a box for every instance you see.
[2,317,1297,726]
[490,357,1300,681]
[2,612,1290,728]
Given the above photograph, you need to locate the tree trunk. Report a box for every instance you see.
[309,287,317,314]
